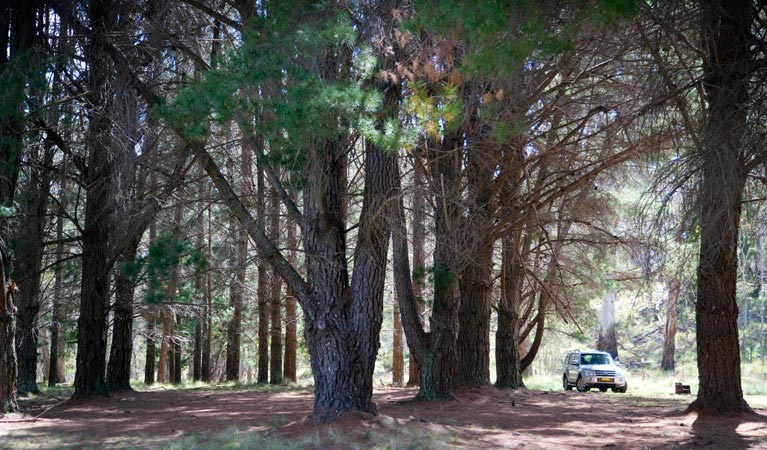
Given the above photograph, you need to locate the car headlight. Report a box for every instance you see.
[583,369,595,377]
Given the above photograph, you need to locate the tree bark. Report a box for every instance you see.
[144,219,158,386]
[690,0,752,414]
[283,210,298,383]
[392,284,404,386]
[407,155,426,386]
[269,186,283,385]
[596,290,619,360]
[0,246,18,413]
[13,148,53,396]
[106,241,141,391]
[257,157,269,384]
[157,308,172,383]
[661,278,680,371]
[496,235,524,388]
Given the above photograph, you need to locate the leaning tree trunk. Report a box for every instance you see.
[407,155,426,386]
[690,0,752,414]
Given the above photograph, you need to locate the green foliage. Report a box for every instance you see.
[158,3,415,174]
[124,233,207,305]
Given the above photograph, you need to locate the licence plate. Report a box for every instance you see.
[598,377,613,383]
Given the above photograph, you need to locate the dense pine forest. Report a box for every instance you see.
[1,0,767,432]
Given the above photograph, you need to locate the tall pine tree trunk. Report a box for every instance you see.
[269,186,283,385]
[496,235,524,388]
[257,158,269,383]
[106,240,141,391]
[691,0,752,414]
[407,155,426,386]
[283,210,298,383]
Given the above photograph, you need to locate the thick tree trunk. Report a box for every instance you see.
[496,237,524,388]
[13,155,51,396]
[661,278,680,371]
[418,133,462,400]
[456,251,492,386]
[348,134,398,411]
[106,248,140,391]
[456,113,494,387]
[7,0,45,399]
[690,0,752,414]
[0,247,18,414]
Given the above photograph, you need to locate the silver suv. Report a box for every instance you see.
[562,350,627,393]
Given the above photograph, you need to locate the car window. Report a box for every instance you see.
[581,353,608,365]
[569,354,579,365]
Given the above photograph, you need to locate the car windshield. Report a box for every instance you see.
[580,353,610,365]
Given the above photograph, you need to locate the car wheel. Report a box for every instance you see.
[563,375,573,391]
[576,376,589,392]
[612,383,627,393]
[599,387,607,392]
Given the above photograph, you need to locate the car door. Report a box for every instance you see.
[566,352,580,383]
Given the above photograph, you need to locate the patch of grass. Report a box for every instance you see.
[160,426,300,450]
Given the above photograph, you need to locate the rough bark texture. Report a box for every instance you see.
[496,236,524,388]
[456,113,494,387]
[420,132,462,400]
[13,154,52,396]
[661,278,680,371]
[0,248,18,414]
[2,0,40,406]
[226,198,244,382]
[106,243,141,391]
[690,0,752,414]
[72,0,123,400]
[407,156,426,386]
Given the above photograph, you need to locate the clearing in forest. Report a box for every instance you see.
[1,385,766,449]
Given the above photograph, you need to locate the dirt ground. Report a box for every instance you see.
[1,385,766,449]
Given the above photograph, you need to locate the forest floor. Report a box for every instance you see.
[1,384,766,449]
